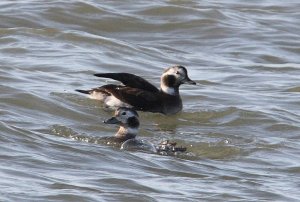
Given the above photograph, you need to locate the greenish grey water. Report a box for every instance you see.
[1,1,300,201]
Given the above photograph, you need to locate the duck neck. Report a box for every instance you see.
[115,126,137,140]
[160,75,180,96]
[161,85,180,96]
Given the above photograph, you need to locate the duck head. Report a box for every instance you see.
[104,107,139,138]
[160,65,196,95]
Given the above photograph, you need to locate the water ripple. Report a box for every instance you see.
[1,0,300,201]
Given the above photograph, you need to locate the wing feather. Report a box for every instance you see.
[100,84,162,113]
[94,73,159,93]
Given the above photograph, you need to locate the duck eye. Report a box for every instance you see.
[176,71,180,75]
[121,112,126,115]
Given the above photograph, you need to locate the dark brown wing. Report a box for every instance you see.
[94,73,159,93]
[101,84,162,113]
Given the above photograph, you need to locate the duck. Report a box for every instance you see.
[102,107,156,152]
[76,65,196,115]
[102,107,140,144]
[103,107,186,154]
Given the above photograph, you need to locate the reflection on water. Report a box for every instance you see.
[1,0,300,201]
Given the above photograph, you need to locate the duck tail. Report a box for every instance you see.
[75,89,91,94]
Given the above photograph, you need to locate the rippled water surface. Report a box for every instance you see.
[1,0,300,201]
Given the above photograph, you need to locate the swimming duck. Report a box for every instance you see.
[103,107,186,154]
[102,107,156,152]
[103,107,140,143]
[76,65,196,115]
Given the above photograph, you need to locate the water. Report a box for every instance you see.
[1,0,300,201]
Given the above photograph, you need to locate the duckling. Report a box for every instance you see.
[76,65,196,115]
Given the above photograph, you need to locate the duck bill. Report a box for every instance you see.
[182,77,196,85]
[104,117,121,125]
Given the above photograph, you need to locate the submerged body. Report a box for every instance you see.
[76,65,196,115]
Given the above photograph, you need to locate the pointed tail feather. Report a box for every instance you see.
[75,89,91,94]
[94,73,111,78]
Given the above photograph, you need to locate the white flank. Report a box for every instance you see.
[88,91,132,108]
[89,91,106,100]
[105,96,132,108]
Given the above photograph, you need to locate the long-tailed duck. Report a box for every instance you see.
[102,107,140,143]
[76,65,196,115]
[103,107,186,154]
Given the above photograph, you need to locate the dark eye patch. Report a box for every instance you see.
[121,112,126,115]
[163,75,176,87]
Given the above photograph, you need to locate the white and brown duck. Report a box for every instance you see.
[103,107,186,154]
[76,65,196,115]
